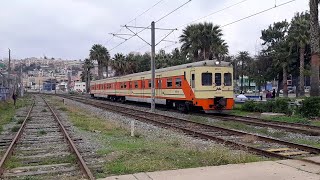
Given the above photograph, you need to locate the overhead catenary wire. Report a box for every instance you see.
[155,0,192,23]
[106,0,166,44]
[110,0,191,51]
[221,0,295,27]
[157,0,296,51]
[177,0,250,29]
[155,0,251,50]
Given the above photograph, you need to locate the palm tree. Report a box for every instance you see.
[236,51,252,93]
[82,58,94,93]
[309,0,320,96]
[288,12,310,97]
[89,44,110,79]
[111,53,126,76]
[179,22,228,61]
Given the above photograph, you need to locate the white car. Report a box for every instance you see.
[246,90,253,94]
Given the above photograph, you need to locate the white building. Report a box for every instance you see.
[73,82,86,92]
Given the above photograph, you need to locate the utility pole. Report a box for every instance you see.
[116,23,177,112]
[55,76,57,94]
[7,48,11,88]
[151,21,156,112]
[20,63,24,97]
[8,48,11,74]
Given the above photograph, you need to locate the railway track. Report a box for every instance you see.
[57,95,320,165]
[0,95,94,179]
[208,114,320,136]
[62,94,320,136]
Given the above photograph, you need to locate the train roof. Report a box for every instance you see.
[93,60,232,82]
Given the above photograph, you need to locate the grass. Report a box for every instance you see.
[232,104,320,127]
[189,116,286,139]
[37,130,47,135]
[51,97,265,178]
[264,115,310,124]
[4,156,22,169]
[293,138,320,148]
[16,119,24,124]
[6,154,76,169]
[0,95,31,133]
[11,126,20,132]
[58,107,68,111]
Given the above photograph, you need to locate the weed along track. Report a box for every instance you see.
[59,95,320,164]
[0,95,94,180]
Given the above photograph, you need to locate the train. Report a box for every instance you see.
[90,60,234,113]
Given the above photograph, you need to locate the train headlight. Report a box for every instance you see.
[215,61,220,65]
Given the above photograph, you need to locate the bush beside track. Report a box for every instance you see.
[241,97,320,118]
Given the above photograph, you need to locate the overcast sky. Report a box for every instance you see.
[0,0,311,60]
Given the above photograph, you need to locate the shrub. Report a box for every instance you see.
[273,98,291,114]
[241,98,291,114]
[299,97,320,118]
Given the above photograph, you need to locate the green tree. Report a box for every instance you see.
[89,44,110,79]
[236,51,253,92]
[261,21,290,97]
[179,22,228,61]
[309,0,320,96]
[81,58,94,93]
[288,12,310,96]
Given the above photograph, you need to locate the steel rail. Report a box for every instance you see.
[59,95,320,162]
[208,114,320,136]
[41,96,95,180]
[61,93,320,136]
[0,100,35,175]
[222,114,320,131]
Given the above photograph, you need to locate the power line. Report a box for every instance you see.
[106,0,166,44]
[156,0,192,23]
[221,0,296,27]
[177,0,250,29]
[110,0,191,51]
[158,0,295,51]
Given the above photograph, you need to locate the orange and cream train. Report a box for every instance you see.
[90,60,234,113]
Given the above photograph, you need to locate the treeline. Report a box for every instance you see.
[233,11,319,97]
[83,8,320,97]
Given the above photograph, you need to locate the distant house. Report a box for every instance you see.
[73,82,86,93]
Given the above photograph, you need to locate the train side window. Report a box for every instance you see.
[157,79,162,88]
[215,73,222,86]
[134,81,138,88]
[124,82,127,89]
[202,73,212,86]
[148,80,151,88]
[167,78,172,88]
[224,73,232,86]
[191,74,195,88]
[175,78,182,87]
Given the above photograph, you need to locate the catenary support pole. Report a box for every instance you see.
[151,21,156,112]
[7,48,11,88]
[20,63,23,97]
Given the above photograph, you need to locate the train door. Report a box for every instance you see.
[156,75,162,98]
[190,70,195,91]
[141,77,145,98]
[129,78,132,95]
